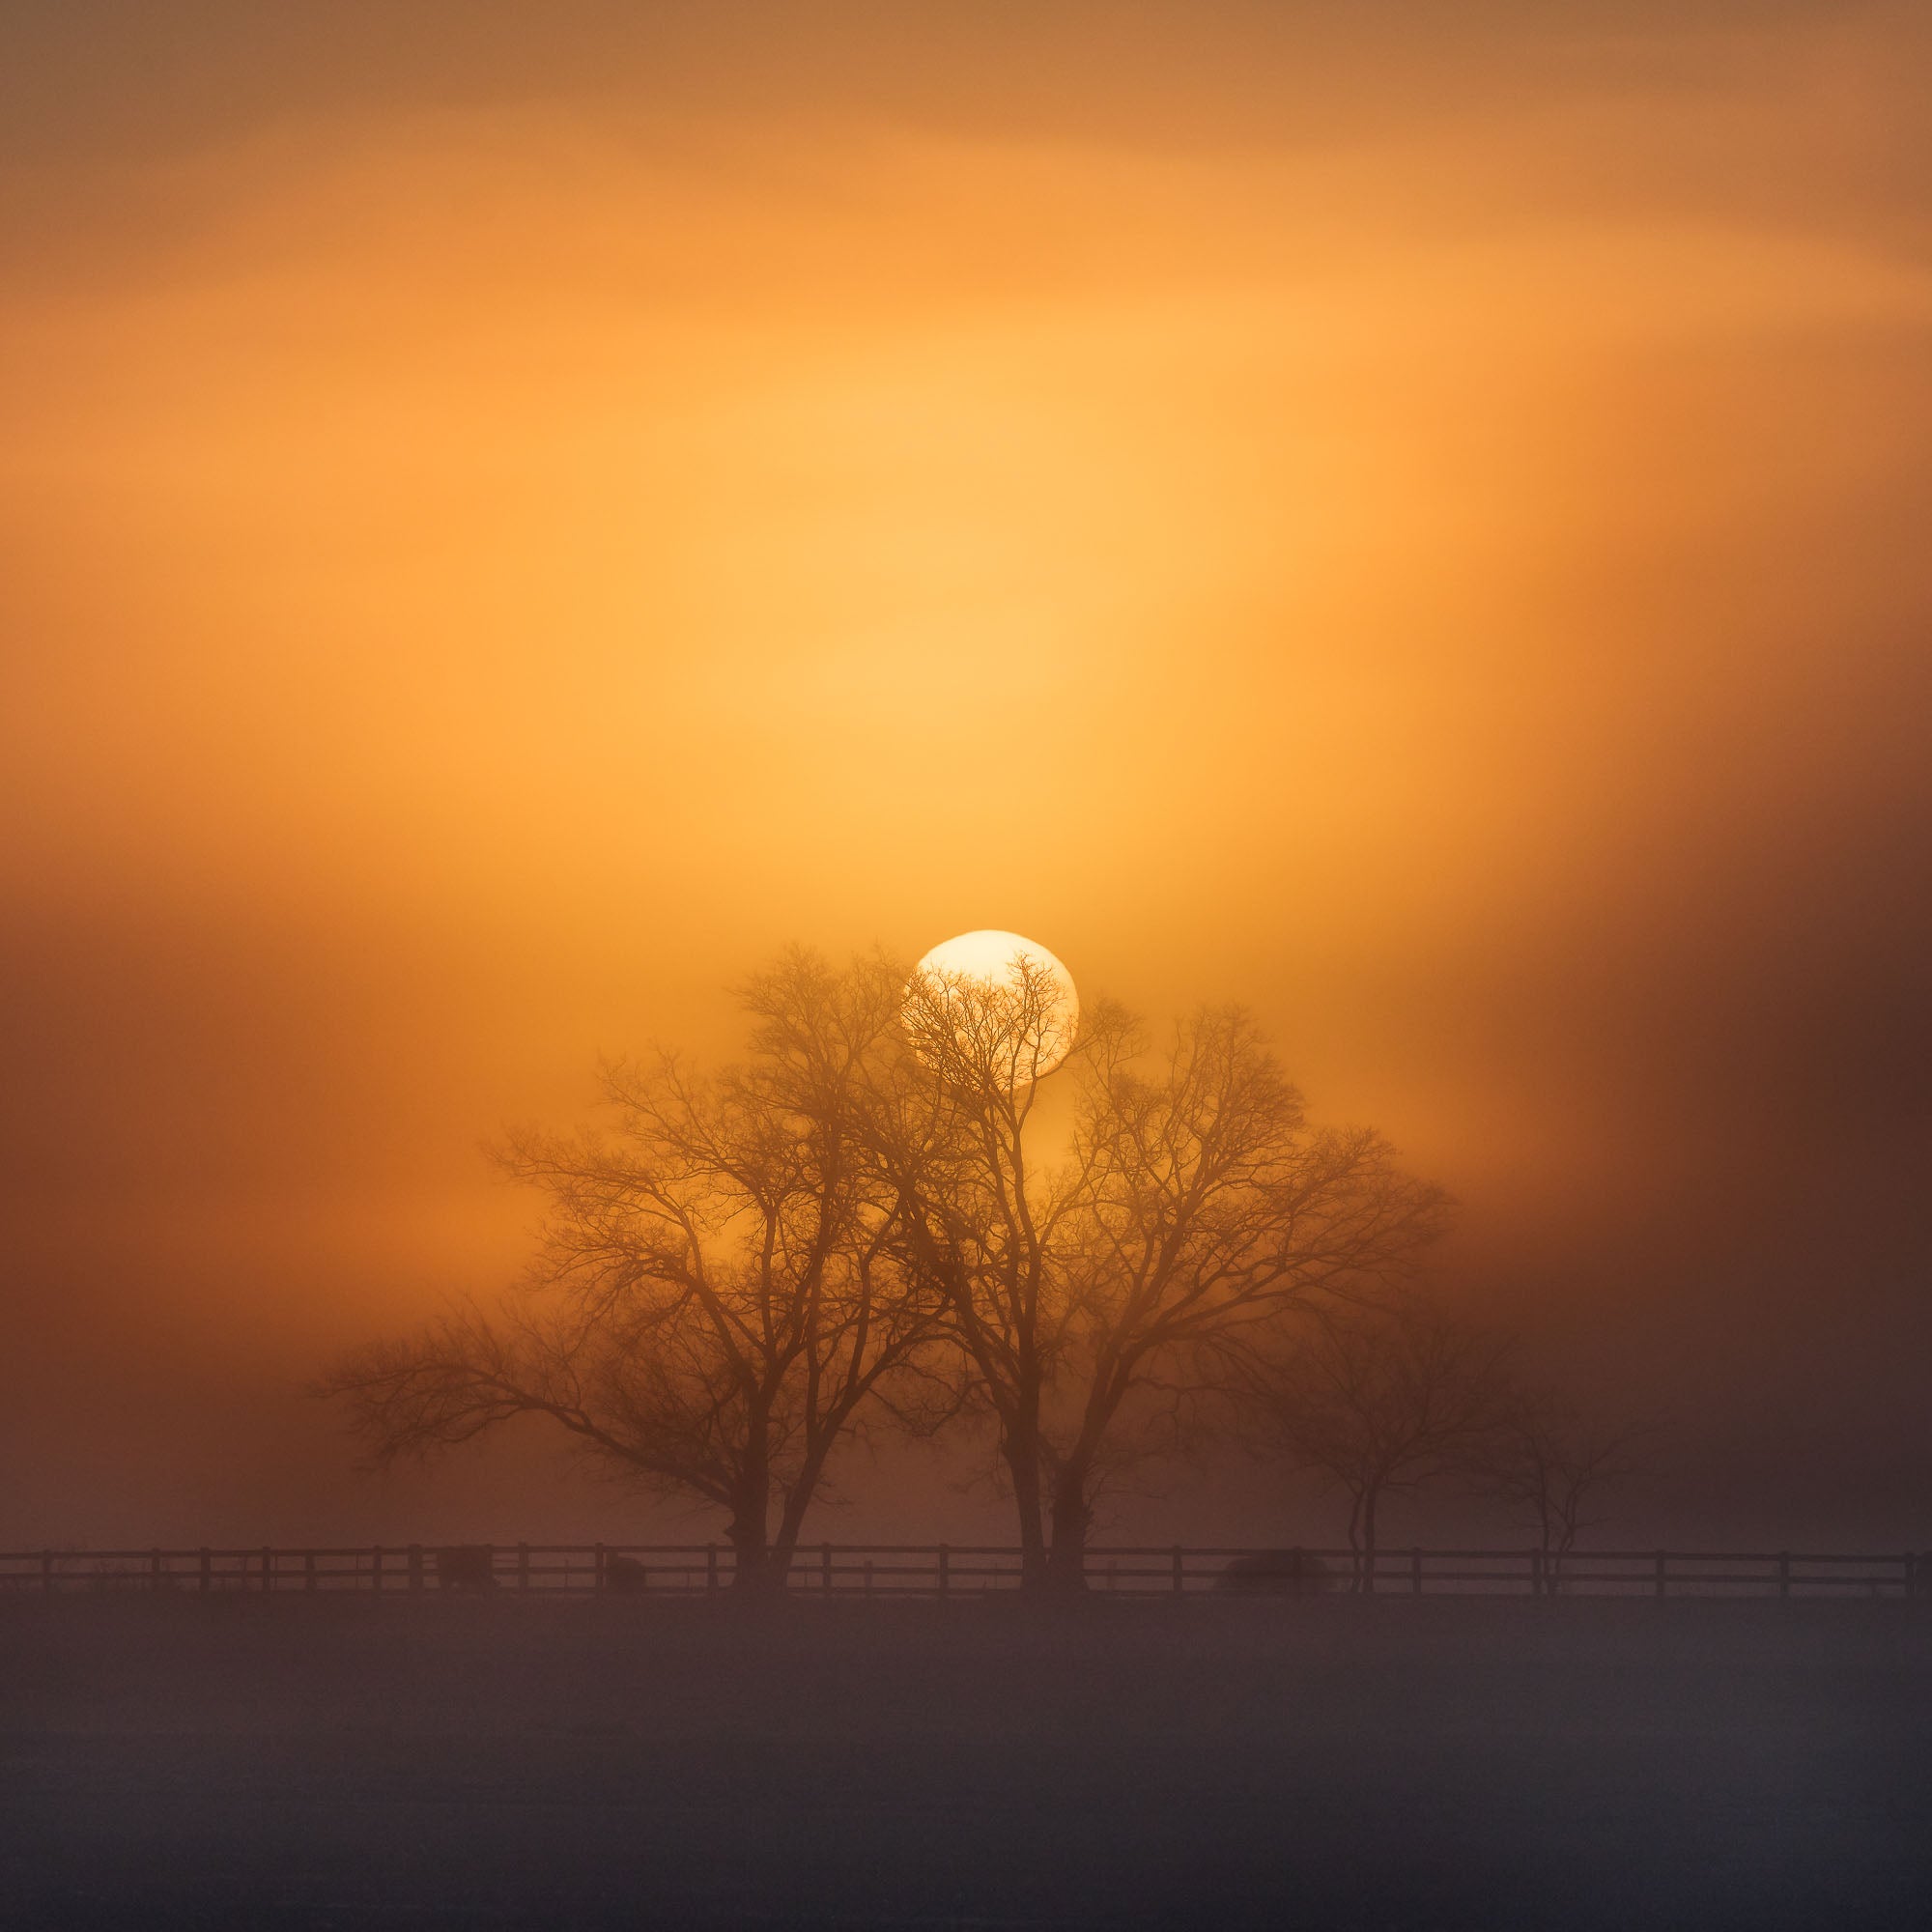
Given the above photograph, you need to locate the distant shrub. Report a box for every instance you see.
[604,1554,650,1594]
[435,1546,499,1590]
[1213,1549,1340,1595]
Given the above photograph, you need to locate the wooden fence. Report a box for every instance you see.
[1,1544,1924,1600]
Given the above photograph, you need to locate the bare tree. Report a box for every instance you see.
[872,952,1091,1592]
[1235,1296,1512,1591]
[874,965,1450,1593]
[1469,1390,1652,1591]
[1044,1009,1451,1587]
[315,952,941,1594]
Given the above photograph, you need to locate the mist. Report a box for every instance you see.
[4,0,1929,1555]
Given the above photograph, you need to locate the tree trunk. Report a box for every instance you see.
[725,1478,779,1596]
[767,1479,827,1595]
[1002,1426,1049,1593]
[1550,1526,1576,1599]
[1045,1466,1092,1595]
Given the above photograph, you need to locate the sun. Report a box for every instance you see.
[906,929,1081,1083]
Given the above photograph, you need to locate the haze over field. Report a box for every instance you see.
[4,1,1929,1549]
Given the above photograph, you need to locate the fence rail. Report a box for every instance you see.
[1,1544,1925,1600]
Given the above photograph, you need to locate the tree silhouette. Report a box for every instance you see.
[871,952,1088,1592]
[316,952,941,1593]
[875,963,1449,1592]
[1234,1295,1511,1591]
[1468,1388,1653,1591]
[1047,1009,1451,1586]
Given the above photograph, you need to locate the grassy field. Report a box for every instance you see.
[3,1593,1928,1928]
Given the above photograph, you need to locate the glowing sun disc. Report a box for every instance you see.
[907,929,1080,1081]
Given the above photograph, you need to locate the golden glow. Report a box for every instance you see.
[5,6,1929,1540]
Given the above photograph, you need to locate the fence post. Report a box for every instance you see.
[518,1543,530,1592]
[42,1550,54,1594]
[409,1545,423,1592]
[199,1548,212,1594]
[151,1548,163,1592]
[822,1543,833,1594]
[1410,1548,1423,1596]
[305,1550,317,1593]
[1654,1550,1667,1601]
[262,1547,273,1595]
[372,1546,383,1596]
[937,1545,950,1597]
[1901,1552,1914,1602]
[1173,1546,1185,1596]
[864,1558,874,1598]
[706,1543,718,1594]
[594,1544,607,1593]
[1778,1551,1791,1601]
[1530,1548,1545,1598]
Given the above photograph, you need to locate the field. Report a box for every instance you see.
[4,1593,1929,1928]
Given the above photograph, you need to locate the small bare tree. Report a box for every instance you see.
[1469,1390,1652,1591]
[315,952,941,1593]
[1235,1295,1512,1592]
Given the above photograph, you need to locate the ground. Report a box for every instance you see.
[3,1593,1928,1927]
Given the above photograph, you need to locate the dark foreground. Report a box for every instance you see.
[3,1594,1928,1929]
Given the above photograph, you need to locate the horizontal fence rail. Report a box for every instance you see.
[1,1544,1925,1601]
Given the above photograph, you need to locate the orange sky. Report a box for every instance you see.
[4,2,1929,1547]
